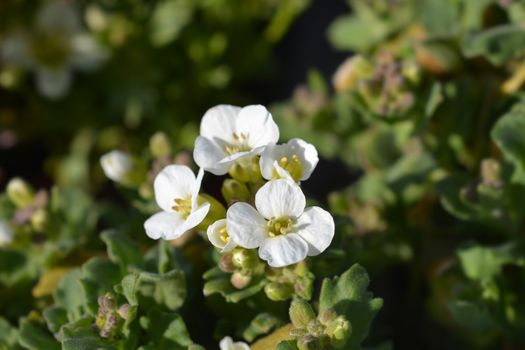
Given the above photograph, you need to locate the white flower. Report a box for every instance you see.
[0,220,14,246]
[259,138,319,182]
[0,0,108,98]
[226,179,334,267]
[144,165,210,240]
[100,150,132,182]
[193,104,279,175]
[219,336,250,350]
[207,219,236,252]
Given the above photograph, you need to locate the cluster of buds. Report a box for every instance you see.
[1,178,50,246]
[334,51,420,119]
[289,299,351,350]
[94,293,130,339]
[265,262,314,301]
[101,104,336,301]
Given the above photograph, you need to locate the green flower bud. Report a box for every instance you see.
[318,309,337,326]
[306,319,325,338]
[289,327,309,339]
[289,299,316,329]
[30,208,49,232]
[7,178,34,208]
[228,156,262,183]
[231,248,259,270]
[117,304,131,320]
[196,194,226,229]
[326,316,351,348]
[231,271,252,289]
[221,179,251,204]
[218,254,235,273]
[149,132,172,159]
[297,335,323,350]
[264,282,294,301]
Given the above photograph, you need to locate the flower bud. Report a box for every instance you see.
[228,157,262,183]
[230,271,252,289]
[326,316,351,348]
[289,327,309,339]
[289,299,316,329]
[297,334,323,350]
[480,158,502,187]
[100,150,133,183]
[117,304,130,320]
[318,309,337,326]
[30,208,49,232]
[231,248,259,270]
[218,254,235,273]
[264,282,294,301]
[332,55,373,93]
[7,178,34,208]
[149,132,172,159]
[306,319,325,338]
[221,179,251,204]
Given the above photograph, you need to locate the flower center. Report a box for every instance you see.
[171,195,192,219]
[267,216,295,237]
[225,132,252,155]
[219,227,230,244]
[275,154,303,181]
[30,33,72,68]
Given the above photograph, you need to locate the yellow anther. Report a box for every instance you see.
[219,227,230,243]
[171,196,192,219]
[267,216,295,237]
[274,154,303,182]
[225,132,251,155]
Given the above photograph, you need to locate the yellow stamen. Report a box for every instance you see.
[274,154,303,181]
[171,196,192,219]
[225,132,252,155]
[219,227,230,244]
[267,217,295,237]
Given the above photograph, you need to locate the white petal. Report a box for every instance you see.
[259,138,318,181]
[255,179,305,219]
[219,337,250,350]
[235,105,279,148]
[296,206,335,256]
[35,67,72,99]
[193,136,230,175]
[207,219,236,252]
[200,104,240,142]
[100,150,132,182]
[226,202,267,249]
[154,165,195,212]
[258,234,308,267]
[0,221,14,246]
[69,34,108,71]
[184,202,210,231]
[144,211,185,240]
[191,168,205,209]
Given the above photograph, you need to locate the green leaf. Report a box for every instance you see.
[138,270,186,311]
[462,25,525,65]
[81,257,122,315]
[18,318,60,350]
[276,340,297,350]
[417,0,460,37]
[491,106,525,184]
[319,264,383,350]
[243,313,283,342]
[150,0,193,47]
[448,300,495,331]
[120,273,141,306]
[54,269,85,321]
[101,230,143,272]
[327,14,388,52]
[140,310,193,349]
[0,317,21,349]
[61,318,118,350]
[42,306,68,336]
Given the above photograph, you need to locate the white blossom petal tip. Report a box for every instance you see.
[260,138,319,182]
[194,104,279,175]
[145,165,209,241]
[219,336,250,350]
[100,150,132,182]
[226,179,334,267]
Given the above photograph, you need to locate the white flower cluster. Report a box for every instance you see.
[132,104,334,268]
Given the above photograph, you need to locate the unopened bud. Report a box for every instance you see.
[30,208,48,232]
[333,55,373,93]
[326,316,351,348]
[289,327,309,339]
[117,304,130,319]
[100,150,132,183]
[318,309,337,326]
[7,178,34,208]
[306,319,325,337]
[264,282,294,301]
[297,334,322,350]
[221,179,251,204]
[480,158,502,187]
[98,293,116,312]
[231,248,259,270]
[289,299,316,329]
[218,254,235,273]
[228,157,262,183]
[149,132,172,159]
[231,271,252,289]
